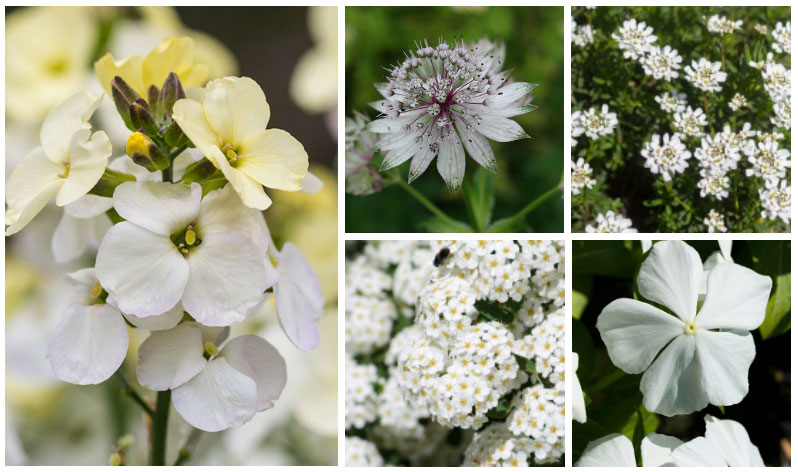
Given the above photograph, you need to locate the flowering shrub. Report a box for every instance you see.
[571,7,791,232]
[345,240,565,466]
[573,240,791,466]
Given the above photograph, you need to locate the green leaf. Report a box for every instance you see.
[760,273,791,339]
[486,216,527,233]
[572,319,595,381]
[462,169,495,232]
[717,404,725,415]
[474,299,515,324]
[747,240,789,280]
[632,408,645,466]
[417,215,473,233]
[514,354,536,374]
[572,275,593,320]
[486,396,512,420]
[573,240,639,278]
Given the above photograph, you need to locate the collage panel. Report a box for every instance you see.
[345,6,564,233]
[570,6,791,233]
[572,239,790,466]
[345,239,566,466]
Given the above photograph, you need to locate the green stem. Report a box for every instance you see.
[489,180,562,232]
[587,368,627,395]
[116,373,154,417]
[150,390,171,466]
[394,179,472,232]
[173,428,204,466]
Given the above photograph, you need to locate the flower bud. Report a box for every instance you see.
[148,84,161,118]
[159,72,186,118]
[109,453,122,466]
[129,99,159,137]
[164,120,189,148]
[126,132,169,171]
[111,76,141,131]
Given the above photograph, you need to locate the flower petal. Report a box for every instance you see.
[574,433,636,467]
[64,194,113,218]
[299,171,323,195]
[640,334,707,416]
[671,437,727,466]
[172,97,221,157]
[641,433,683,467]
[212,146,272,210]
[96,222,189,317]
[236,129,308,191]
[407,146,435,184]
[201,76,270,145]
[56,129,112,206]
[5,147,64,236]
[572,352,586,423]
[275,243,323,351]
[94,52,145,97]
[47,303,128,385]
[112,181,201,236]
[473,114,529,142]
[455,120,497,174]
[196,184,271,253]
[51,212,111,263]
[124,303,184,331]
[695,330,755,408]
[142,37,207,94]
[136,322,205,390]
[718,240,732,261]
[40,91,102,163]
[703,415,764,466]
[172,357,258,432]
[637,240,703,322]
[596,298,683,374]
[221,335,286,411]
[696,263,772,330]
[182,232,269,326]
[436,133,466,192]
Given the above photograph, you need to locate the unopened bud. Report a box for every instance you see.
[148,85,161,118]
[159,72,185,118]
[111,76,141,131]
[118,434,135,449]
[164,120,189,148]
[126,132,169,172]
[129,99,158,137]
[109,453,122,466]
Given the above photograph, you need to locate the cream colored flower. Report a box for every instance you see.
[94,36,209,98]
[290,6,338,114]
[173,77,309,210]
[6,91,112,236]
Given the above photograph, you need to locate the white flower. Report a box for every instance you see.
[771,99,791,129]
[771,21,791,54]
[697,169,730,199]
[755,24,769,35]
[729,92,748,111]
[684,58,727,92]
[571,111,585,147]
[760,63,791,103]
[705,14,742,35]
[136,322,286,432]
[641,45,682,81]
[572,352,586,423]
[571,158,596,195]
[366,39,535,191]
[672,415,764,466]
[703,209,728,233]
[612,19,657,60]
[573,24,595,47]
[96,182,275,325]
[759,179,791,224]
[575,432,683,467]
[345,437,384,466]
[582,105,617,139]
[640,133,691,182]
[597,241,771,415]
[585,211,636,233]
[173,76,310,210]
[6,91,112,235]
[744,140,791,180]
[672,106,707,137]
[694,132,740,173]
[654,91,687,114]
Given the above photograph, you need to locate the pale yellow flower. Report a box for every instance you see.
[290,6,338,114]
[94,36,209,98]
[173,77,309,210]
[6,92,112,236]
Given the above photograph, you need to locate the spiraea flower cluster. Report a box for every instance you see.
[345,240,565,466]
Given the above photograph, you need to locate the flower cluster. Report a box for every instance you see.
[641,133,691,182]
[578,105,618,139]
[570,158,596,195]
[585,211,637,233]
[705,15,742,35]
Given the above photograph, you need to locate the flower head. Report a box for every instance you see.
[641,133,691,182]
[576,432,683,467]
[612,19,657,60]
[771,21,791,54]
[572,24,595,47]
[585,211,636,233]
[728,92,748,111]
[672,106,707,137]
[703,209,728,232]
[641,45,682,81]
[655,91,687,114]
[685,58,727,92]
[705,15,742,35]
[582,104,617,139]
[672,415,764,467]
[694,132,740,173]
[345,110,383,195]
[571,158,596,195]
[366,38,536,191]
[759,179,791,224]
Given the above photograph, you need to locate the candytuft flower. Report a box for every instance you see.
[684,57,727,92]
[641,133,691,182]
[367,38,536,191]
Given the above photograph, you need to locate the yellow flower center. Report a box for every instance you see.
[220,143,239,164]
[684,321,697,334]
[204,341,219,357]
[90,282,103,299]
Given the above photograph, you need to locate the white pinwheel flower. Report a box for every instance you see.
[596,240,772,416]
[572,352,586,423]
[5,91,112,236]
[136,322,286,432]
[96,182,275,326]
[575,432,683,467]
[173,76,310,210]
[672,415,764,466]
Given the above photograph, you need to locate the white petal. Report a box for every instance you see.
[124,303,184,331]
[112,181,201,236]
[40,91,102,163]
[640,334,707,416]
[456,120,497,174]
[66,267,98,286]
[696,263,772,330]
[407,146,435,184]
[275,243,323,351]
[47,303,128,385]
[51,212,112,263]
[703,415,764,466]
[671,437,727,466]
[172,357,258,432]
[641,433,683,467]
[575,433,637,467]
[56,130,112,206]
[473,114,529,142]
[379,142,416,171]
[64,194,113,218]
[5,147,64,236]
[299,171,323,195]
[695,329,755,407]
[182,232,269,326]
[596,298,683,374]
[172,97,220,157]
[365,109,425,133]
[96,222,189,317]
[221,335,286,410]
[572,352,586,423]
[487,82,536,106]
[135,322,206,390]
[201,77,270,145]
[637,240,703,322]
[718,240,732,261]
[436,133,466,192]
[195,184,271,253]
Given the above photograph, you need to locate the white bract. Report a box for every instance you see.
[575,432,683,467]
[596,240,771,416]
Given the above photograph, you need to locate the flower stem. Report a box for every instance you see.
[116,373,154,417]
[150,390,171,466]
[489,180,562,232]
[173,428,204,466]
[394,179,472,232]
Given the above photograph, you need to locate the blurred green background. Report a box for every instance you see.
[345,6,564,233]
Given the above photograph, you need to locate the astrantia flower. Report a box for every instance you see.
[672,106,707,136]
[641,133,691,182]
[6,91,112,236]
[585,211,636,233]
[571,158,596,195]
[136,322,286,431]
[771,21,791,54]
[705,15,742,35]
[729,92,748,111]
[672,415,764,467]
[96,182,275,326]
[685,58,727,92]
[576,432,683,467]
[759,179,791,224]
[173,76,310,209]
[366,39,536,191]
[582,105,617,139]
[640,45,682,81]
[572,352,586,423]
[597,241,771,415]
[612,19,657,60]
[655,91,687,114]
[703,209,728,233]
[345,110,383,195]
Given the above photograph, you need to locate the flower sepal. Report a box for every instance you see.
[181,157,228,195]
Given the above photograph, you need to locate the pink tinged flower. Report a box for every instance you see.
[596,241,772,416]
[271,242,324,351]
[136,322,287,432]
[95,182,276,325]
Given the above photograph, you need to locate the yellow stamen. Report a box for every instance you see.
[90,282,103,299]
[204,341,219,357]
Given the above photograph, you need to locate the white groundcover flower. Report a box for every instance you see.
[6,91,112,236]
[596,240,772,416]
[572,352,586,423]
[671,415,765,467]
[136,322,286,432]
[96,181,276,326]
[575,432,683,467]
